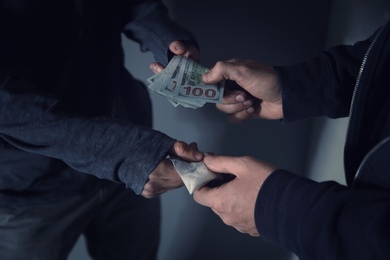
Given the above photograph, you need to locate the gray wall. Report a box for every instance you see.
[69,0,333,259]
[156,1,330,260]
[138,1,330,260]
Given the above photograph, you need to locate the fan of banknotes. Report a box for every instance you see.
[147,56,225,108]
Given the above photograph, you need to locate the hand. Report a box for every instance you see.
[193,155,276,236]
[202,59,283,123]
[150,40,200,74]
[141,141,204,198]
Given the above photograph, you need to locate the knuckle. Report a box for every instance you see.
[213,200,226,213]
[236,110,250,120]
[144,180,160,193]
[174,141,186,155]
[142,190,153,199]
[215,61,226,70]
[241,155,256,162]
[143,182,153,191]
[222,216,235,227]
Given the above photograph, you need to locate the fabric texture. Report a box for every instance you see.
[0,181,160,260]
[0,1,197,258]
[0,0,196,205]
[255,19,390,259]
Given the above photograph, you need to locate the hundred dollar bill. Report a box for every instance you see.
[157,56,182,97]
[157,56,184,107]
[148,56,182,106]
[146,56,224,108]
[175,57,224,104]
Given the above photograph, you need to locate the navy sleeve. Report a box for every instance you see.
[0,74,175,194]
[255,170,390,259]
[275,38,371,122]
[121,0,197,65]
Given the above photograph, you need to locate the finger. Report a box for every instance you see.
[216,102,250,115]
[221,89,251,104]
[142,179,183,198]
[141,187,161,198]
[169,41,200,62]
[203,155,245,175]
[249,231,260,237]
[188,142,204,159]
[203,60,242,84]
[193,186,216,207]
[179,44,200,62]
[150,62,165,74]
[202,61,229,84]
[186,45,200,63]
[226,110,253,124]
[149,178,184,190]
[171,141,204,161]
[169,41,187,55]
[141,190,153,198]
[188,142,199,151]
[141,187,166,198]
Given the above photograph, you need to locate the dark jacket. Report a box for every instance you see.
[0,0,196,206]
[255,19,390,259]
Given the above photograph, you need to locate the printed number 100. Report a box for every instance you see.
[183,86,217,98]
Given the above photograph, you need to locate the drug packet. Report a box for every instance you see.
[170,158,222,194]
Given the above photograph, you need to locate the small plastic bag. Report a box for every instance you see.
[170,159,221,194]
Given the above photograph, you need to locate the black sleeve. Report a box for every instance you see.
[121,0,198,65]
[255,170,390,259]
[276,35,373,122]
[0,73,175,194]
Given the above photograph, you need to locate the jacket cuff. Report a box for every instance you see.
[255,169,317,254]
[118,135,176,195]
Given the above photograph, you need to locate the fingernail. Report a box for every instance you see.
[175,42,185,51]
[151,64,157,72]
[246,107,255,113]
[236,95,245,102]
[203,155,211,163]
[195,152,204,160]
[243,100,252,106]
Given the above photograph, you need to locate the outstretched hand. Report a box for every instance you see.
[202,59,283,123]
[193,154,276,236]
[141,141,204,198]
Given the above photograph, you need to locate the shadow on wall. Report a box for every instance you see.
[156,1,332,260]
[164,0,333,165]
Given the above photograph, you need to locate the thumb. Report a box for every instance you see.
[203,155,240,176]
[193,186,213,207]
[202,63,226,84]
[203,60,241,85]
[171,141,204,161]
[169,41,186,55]
[150,62,164,74]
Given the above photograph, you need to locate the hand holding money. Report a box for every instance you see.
[147,56,225,108]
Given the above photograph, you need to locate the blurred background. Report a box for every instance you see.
[69,0,390,259]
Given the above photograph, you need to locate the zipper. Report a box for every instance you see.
[354,135,390,184]
[344,26,385,183]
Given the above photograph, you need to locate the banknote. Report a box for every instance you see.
[147,56,225,108]
[175,56,223,103]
